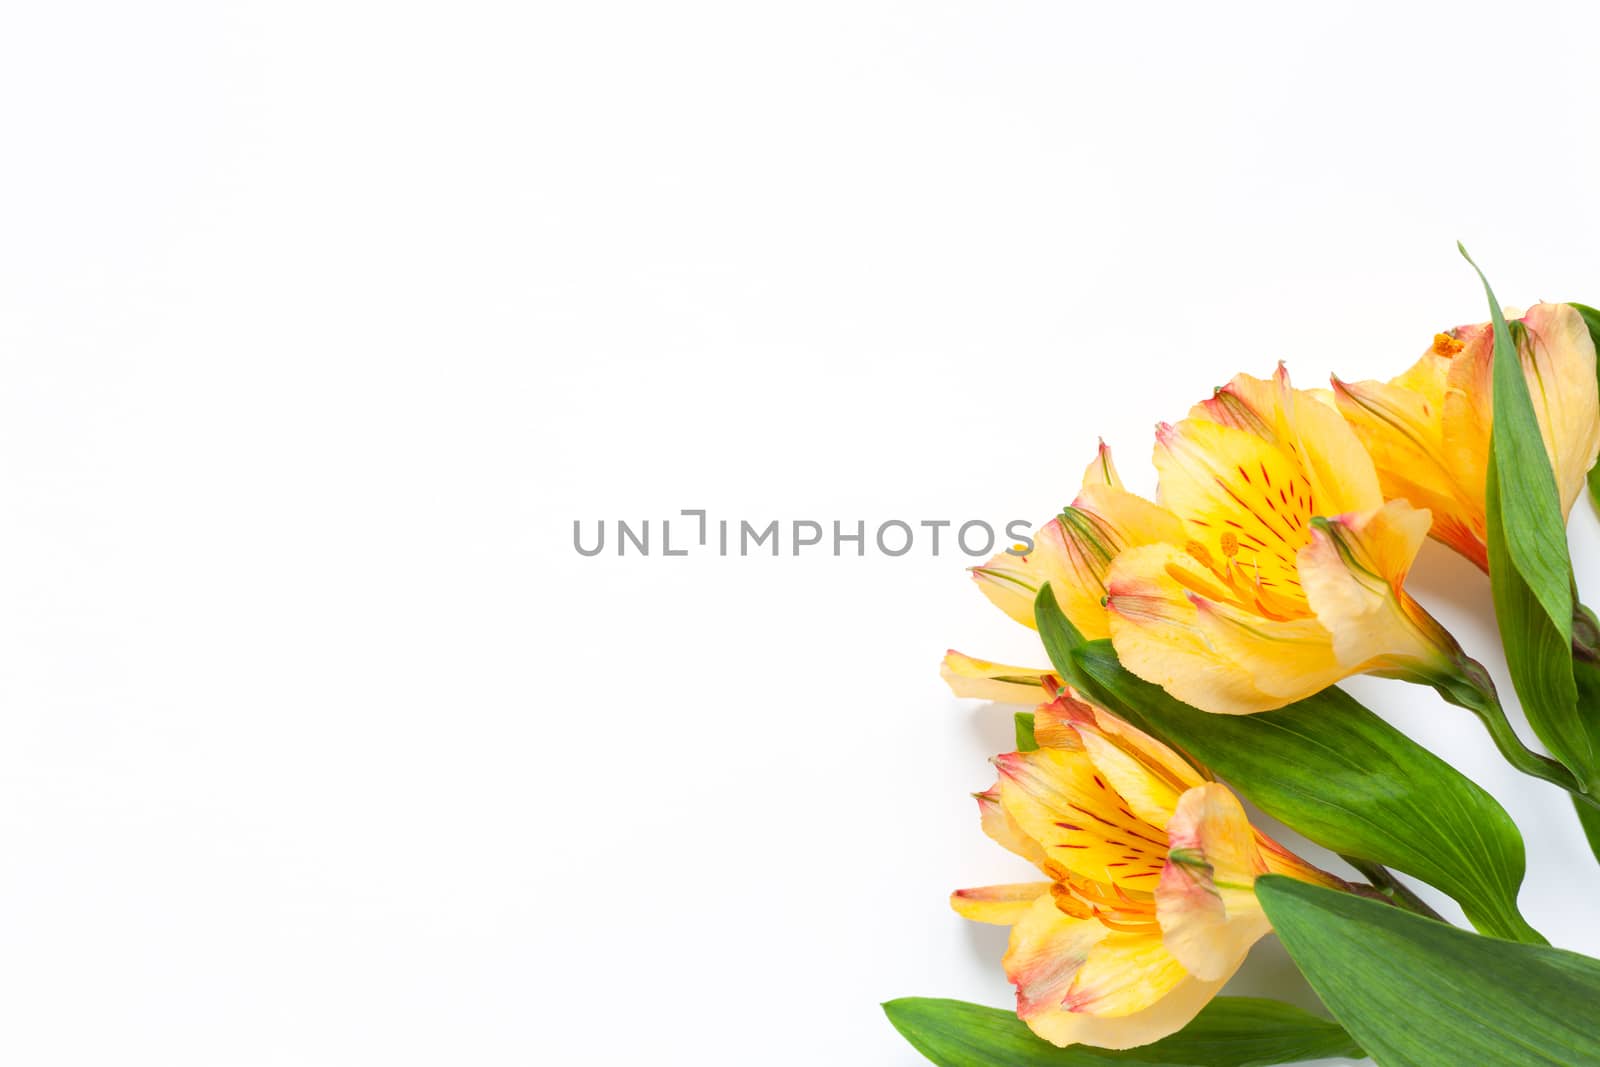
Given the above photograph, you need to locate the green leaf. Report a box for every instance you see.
[882,996,1362,1067]
[1486,460,1589,779]
[1034,586,1539,943]
[1032,587,1128,714]
[1463,250,1587,777]
[1466,249,1572,637]
[1014,711,1038,752]
[1034,587,1090,689]
[1573,791,1600,867]
[1569,302,1600,510]
[1258,876,1600,1067]
[1570,654,1600,864]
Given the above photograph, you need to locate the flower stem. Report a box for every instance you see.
[1430,655,1600,811]
[1339,853,1547,943]
[1339,855,1448,924]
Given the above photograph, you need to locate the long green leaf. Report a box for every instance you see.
[1258,876,1600,1067]
[1569,302,1600,510]
[1034,586,1539,944]
[883,996,1362,1067]
[1465,250,1586,777]
[1571,655,1600,864]
[1573,792,1600,866]
[1033,587,1118,708]
[1467,250,1572,638]
[1487,460,1589,778]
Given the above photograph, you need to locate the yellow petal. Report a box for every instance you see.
[1003,895,1109,1020]
[975,785,1050,868]
[1104,543,1334,714]
[950,882,1053,925]
[994,748,1172,890]
[1156,783,1272,981]
[1332,372,1485,570]
[940,650,1051,704]
[1297,499,1456,678]
[973,445,1185,641]
[1063,931,1191,1017]
[1520,303,1600,520]
[1082,439,1123,490]
[1022,970,1233,1050]
[1031,688,1095,751]
[969,513,1117,642]
[1074,443,1186,553]
[1183,594,1347,705]
[1433,322,1498,551]
[1255,832,1348,889]
[1184,365,1383,519]
[1089,709,1207,799]
[1076,721,1203,831]
[1189,371,1279,436]
[1337,304,1600,572]
[970,518,1071,631]
[973,516,1116,638]
[1151,418,1320,620]
[1074,483,1189,571]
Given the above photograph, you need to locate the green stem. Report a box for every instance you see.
[1431,655,1600,811]
[1341,852,1547,944]
[1572,605,1600,664]
[1339,855,1449,924]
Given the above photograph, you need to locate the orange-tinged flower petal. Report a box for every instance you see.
[1156,784,1272,981]
[1151,418,1323,622]
[1520,302,1600,519]
[1075,725,1200,831]
[1186,365,1383,519]
[1021,970,1234,1050]
[994,748,1173,890]
[1297,499,1456,678]
[1104,543,1331,714]
[1434,322,1497,550]
[1181,597,1347,705]
[1032,688,1096,751]
[940,650,1051,704]
[975,785,1049,868]
[1334,303,1600,571]
[1004,895,1108,1020]
[1085,708,1207,796]
[1064,931,1191,1017]
[971,517,1078,631]
[1331,372,1482,568]
[1254,831,1347,889]
[972,445,1185,641]
[1082,438,1123,490]
[950,882,1053,925]
[1071,485,1189,589]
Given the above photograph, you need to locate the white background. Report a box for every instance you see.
[4,2,1600,1064]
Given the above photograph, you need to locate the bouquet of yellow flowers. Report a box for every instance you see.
[886,250,1600,1066]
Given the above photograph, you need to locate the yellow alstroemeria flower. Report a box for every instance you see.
[953,687,1342,1050]
[1102,365,1467,714]
[941,442,1181,708]
[1332,302,1600,571]
[970,441,1186,642]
